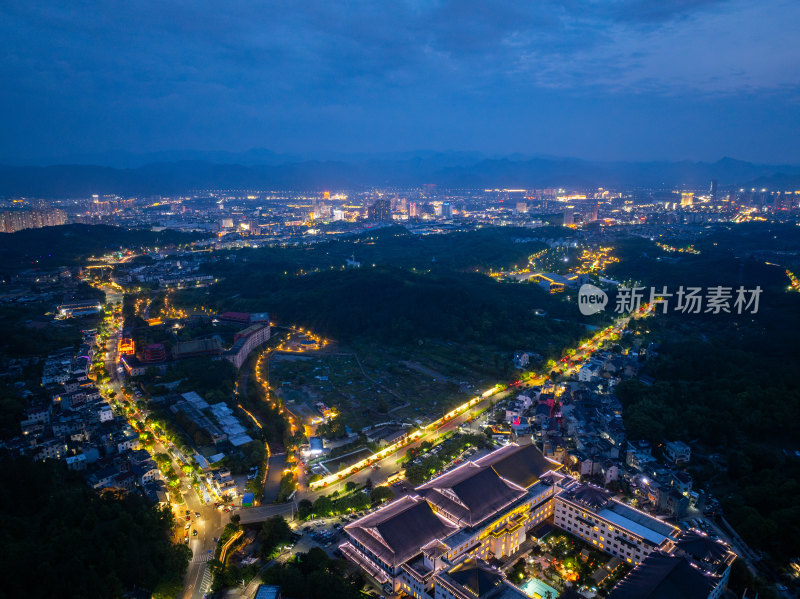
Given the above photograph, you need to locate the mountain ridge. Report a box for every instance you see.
[2,154,799,197]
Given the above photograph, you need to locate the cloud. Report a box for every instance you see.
[1,0,796,100]
[0,0,797,160]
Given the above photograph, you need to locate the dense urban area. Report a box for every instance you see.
[0,182,798,599]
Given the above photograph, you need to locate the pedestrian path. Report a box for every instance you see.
[192,550,214,563]
[200,565,213,593]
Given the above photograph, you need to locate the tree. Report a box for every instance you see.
[509,558,527,583]
[297,499,313,520]
[0,455,191,598]
[277,472,296,502]
[369,486,393,506]
[259,515,292,557]
[312,495,333,517]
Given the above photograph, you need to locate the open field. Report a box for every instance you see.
[270,340,508,432]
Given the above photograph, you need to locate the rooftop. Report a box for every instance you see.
[344,495,459,568]
[598,502,677,546]
[475,442,562,489]
[416,462,526,526]
[607,553,719,599]
[674,530,736,571]
[435,558,529,599]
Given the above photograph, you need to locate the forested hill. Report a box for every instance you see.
[221,225,555,274]
[176,265,597,355]
[616,288,800,564]
[0,224,201,273]
[0,455,191,598]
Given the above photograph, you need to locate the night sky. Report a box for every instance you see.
[1,0,798,163]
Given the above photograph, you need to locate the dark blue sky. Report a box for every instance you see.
[1,0,798,164]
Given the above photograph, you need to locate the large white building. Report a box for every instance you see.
[224,323,271,369]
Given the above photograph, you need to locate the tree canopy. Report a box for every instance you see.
[0,455,191,598]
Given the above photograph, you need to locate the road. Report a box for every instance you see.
[297,309,645,499]
[180,487,229,599]
[296,381,534,501]
[94,285,228,599]
[238,502,295,525]
[96,279,644,596]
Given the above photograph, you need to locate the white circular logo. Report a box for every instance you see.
[578,284,608,315]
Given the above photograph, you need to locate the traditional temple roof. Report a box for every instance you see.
[344,494,458,568]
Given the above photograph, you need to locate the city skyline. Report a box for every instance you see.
[1,2,799,598]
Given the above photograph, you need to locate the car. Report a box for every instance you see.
[192,529,198,536]
[195,512,201,518]
[185,522,191,530]
[185,515,191,521]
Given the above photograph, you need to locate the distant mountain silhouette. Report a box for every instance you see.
[1,154,799,197]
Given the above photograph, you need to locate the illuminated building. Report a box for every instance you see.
[342,443,562,594]
[341,443,735,598]
[0,208,67,233]
[589,201,599,221]
[367,199,392,222]
[118,337,135,355]
[224,323,271,369]
[57,300,102,318]
[681,192,694,206]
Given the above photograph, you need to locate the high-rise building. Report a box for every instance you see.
[563,207,575,225]
[588,201,599,221]
[0,208,67,233]
[367,199,392,222]
[709,180,718,202]
[680,192,694,207]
